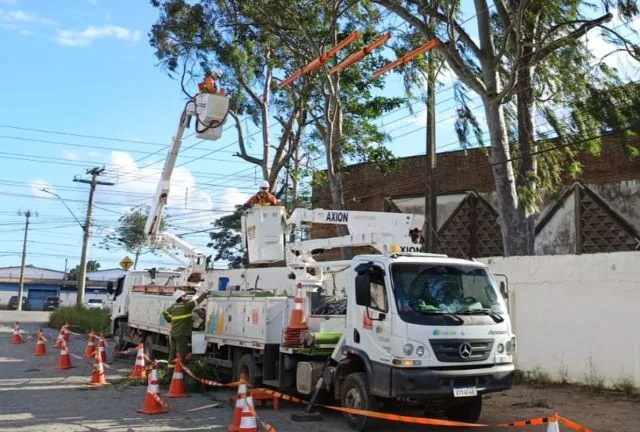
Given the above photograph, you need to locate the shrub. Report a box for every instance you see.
[49,305,111,335]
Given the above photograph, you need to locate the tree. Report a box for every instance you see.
[68,260,100,281]
[235,0,405,259]
[100,206,167,269]
[149,0,309,193]
[207,206,246,268]
[373,0,639,255]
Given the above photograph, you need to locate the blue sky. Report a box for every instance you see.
[0,0,636,273]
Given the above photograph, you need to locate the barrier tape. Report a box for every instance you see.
[151,392,171,410]
[244,397,277,432]
[498,416,549,427]
[557,415,592,432]
[180,362,248,389]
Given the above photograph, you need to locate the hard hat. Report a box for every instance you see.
[171,289,186,302]
[260,180,269,190]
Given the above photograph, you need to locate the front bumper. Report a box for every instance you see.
[389,363,514,398]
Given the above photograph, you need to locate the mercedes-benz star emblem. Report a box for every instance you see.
[459,343,472,359]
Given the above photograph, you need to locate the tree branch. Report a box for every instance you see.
[535,13,613,62]
[229,110,262,165]
[374,0,487,96]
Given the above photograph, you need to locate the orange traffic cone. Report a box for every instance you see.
[137,363,168,415]
[228,373,249,432]
[11,321,24,344]
[98,334,108,364]
[89,349,108,386]
[83,330,96,358]
[283,283,309,347]
[167,353,188,398]
[238,396,258,432]
[57,340,72,370]
[130,344,146,380]
[547,413,560,432]
[62,323,70,342]
[54,325,65,349]
[34,329,47,356]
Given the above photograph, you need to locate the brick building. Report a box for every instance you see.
[311,132,640,258]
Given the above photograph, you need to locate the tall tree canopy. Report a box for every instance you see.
[374,0,639,255]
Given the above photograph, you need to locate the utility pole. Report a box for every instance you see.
[73,167,114,307]
[424,51,438,253]
[17,210,36,311]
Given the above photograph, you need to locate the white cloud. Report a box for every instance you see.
[0,9,57,25]
[30,179,56,199]
[103,151,231,231]
[61,150,79,161]
[56,25,141,47]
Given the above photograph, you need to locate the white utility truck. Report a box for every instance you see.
[108,81,516,430]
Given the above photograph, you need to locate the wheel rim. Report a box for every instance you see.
[344,387,363,421]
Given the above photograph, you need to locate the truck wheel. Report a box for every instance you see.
[445,396,482,423]
[341,372,377,431]
[144,334,154,361]
[236,354,259,386]
[113,325,126,352]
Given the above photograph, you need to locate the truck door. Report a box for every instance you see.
[352,263,393,395]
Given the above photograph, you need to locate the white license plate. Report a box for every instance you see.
[453,387,478,398]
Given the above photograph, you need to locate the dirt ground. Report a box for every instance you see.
[1,311,638,432]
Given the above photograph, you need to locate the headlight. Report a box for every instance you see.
[505,340,512,354]
[497,343,504,354]
[403,343,414,356]
[416,346,425,357]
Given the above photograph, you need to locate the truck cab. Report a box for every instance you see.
[331,251,515,429]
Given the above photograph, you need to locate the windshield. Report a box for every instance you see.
[391,263,505,324]
[88,299,102,304]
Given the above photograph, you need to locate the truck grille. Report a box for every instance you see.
[429,339,494,363]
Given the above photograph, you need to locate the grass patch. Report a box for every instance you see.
[49,305,111,335]
[612,377,638,396]
[513,367,554,385]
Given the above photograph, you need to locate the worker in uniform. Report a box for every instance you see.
[243,180,280,209]
[162,289,209,367]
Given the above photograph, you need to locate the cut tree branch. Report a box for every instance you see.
[229,110,262,165]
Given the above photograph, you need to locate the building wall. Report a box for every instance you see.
[0,283,60,309]
[480,251,640,386]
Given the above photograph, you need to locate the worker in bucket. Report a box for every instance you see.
[243,180,280,209]
[162,289,209,367]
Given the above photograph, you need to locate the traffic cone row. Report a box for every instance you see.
[11,322,24,344]
[34,329,47,356]
[98,334,108,364]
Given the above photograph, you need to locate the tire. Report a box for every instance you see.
[445,396,482,423]
[144,334,154,361]
[236,353,260,386]
[341,372,377,432]
[113,324,129,352]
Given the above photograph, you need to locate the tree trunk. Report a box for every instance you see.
[516,61,537,255]
[134,249,140,270]
[484,100,530,256]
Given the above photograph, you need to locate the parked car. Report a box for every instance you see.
[8,296,31,311]
[43,297,62,311]
[86,298,105,310]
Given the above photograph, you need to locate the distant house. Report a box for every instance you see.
[0,265,110,310]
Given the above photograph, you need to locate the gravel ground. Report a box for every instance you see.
[0,311,637,432]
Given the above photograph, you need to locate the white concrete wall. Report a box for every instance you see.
[481,251,640,387]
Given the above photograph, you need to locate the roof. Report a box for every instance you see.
[0,265,65,274]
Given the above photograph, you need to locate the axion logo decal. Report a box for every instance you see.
[400,246,426,252]
[326,211,349,222]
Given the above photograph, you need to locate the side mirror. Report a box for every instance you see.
[499,281,508,299]
[106,281,114,295]
[355,274,371,307]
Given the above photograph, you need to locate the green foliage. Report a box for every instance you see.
[67,260,100,281]
[49,305,111,335]
[207,205,246,268]
[99,205,168,268]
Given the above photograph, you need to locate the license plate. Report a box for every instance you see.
[453,387,478,398]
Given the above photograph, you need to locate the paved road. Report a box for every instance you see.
[0,312,550,431]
